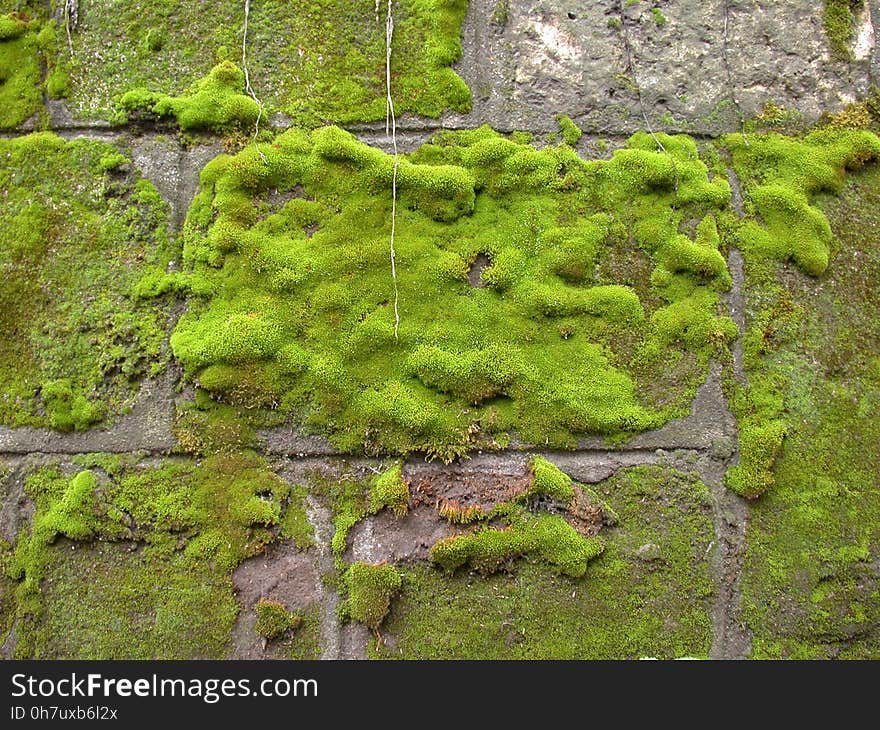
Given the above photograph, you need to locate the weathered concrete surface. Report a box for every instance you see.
[230,544,322,659]
[129,136,223,232]
[0,374,176,455]
[446,0,874,135]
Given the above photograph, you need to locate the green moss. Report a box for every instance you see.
[723,128,880,498]
[117,61,259,132]
[280,483,315,549]
[0,12,44,128]
[368,462,409,517]
[430,508,604,578]
[651,7,667,27]
[376,466,714,659]
[527,456,574,502]
[163,126,736,456]
[6,452,293,657]
[740,162,880,658]
[60,0,470,125]
[555,115,583,146]
[0,133,174,429]
[342,561,402,630]
[725,129,880,275]
[824,0,864,60]
[254,599,301,640]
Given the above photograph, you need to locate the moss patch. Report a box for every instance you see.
[823,0,864,60]
[116,61,259,133]
[723,128,880,498]
[59,0,470,125]
[5,452,299,658]
[342,561,402,630]
[374,466,714,659]
[0,5,63,129]
[254,598,301,640]
[741,163,880,658]
[0,133,174,429]
[162,125,735,457]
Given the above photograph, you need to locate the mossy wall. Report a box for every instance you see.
[1,0,879,661]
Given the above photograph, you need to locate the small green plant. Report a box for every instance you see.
[651,7,667,27]
[343,562,402,630]
[823,0,864,60]
[368,463,409,517]
[254,600,301,640]
[430,509,604,577]
[555,114,583,146]
[117,62,259,132]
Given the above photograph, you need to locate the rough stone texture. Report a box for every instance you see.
[444,0,875,135]
[129,137,223,232]
[230,544,321,659]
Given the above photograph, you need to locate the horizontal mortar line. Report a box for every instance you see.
[0,119,743,142]
[0,444,711,460]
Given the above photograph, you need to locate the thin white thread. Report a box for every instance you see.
[386,0,400,341]
[243,0,267,163]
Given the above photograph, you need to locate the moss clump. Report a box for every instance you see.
[0,12,44,128]
[40,379,106,432]
[254,599,301,640]
[6,452,295,657]
[726,129,880,276]
[117,61,259,132]
[823,0,864,60]
[162,125,735,456]
[368,462,409,517]
[430,508,605,578]
[0,133,173,429]
[555,115,583,146]
[321,463,408,564]
[527,456,574,502]
[376,466,715,659]
[343,562,402,630]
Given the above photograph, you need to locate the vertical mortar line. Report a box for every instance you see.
[706,159,752,659]
[304,494,341,660]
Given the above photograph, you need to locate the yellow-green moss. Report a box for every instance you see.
[60,0,470,125]
[159,126,736,456]
[741,161,880,658]
[5,452,298,658]
[0,133,173,429]
[343,561,402,630]
[254,599,302,640]
[375,466,714,659]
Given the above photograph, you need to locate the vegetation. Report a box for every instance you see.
[4,452,310,658]
[431,509,605,578]
[823,0,864,60]
[0,4,69,129]
[158,125,735,457]
[254,599,302,640]
[116,62,260,132]
[376,466,715,659]
[723,128,880,498]
[55,0,470,125]
[555,115,583,146]
[0,133,173,429]
[740,163,880,657]
[343,562,402,630]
